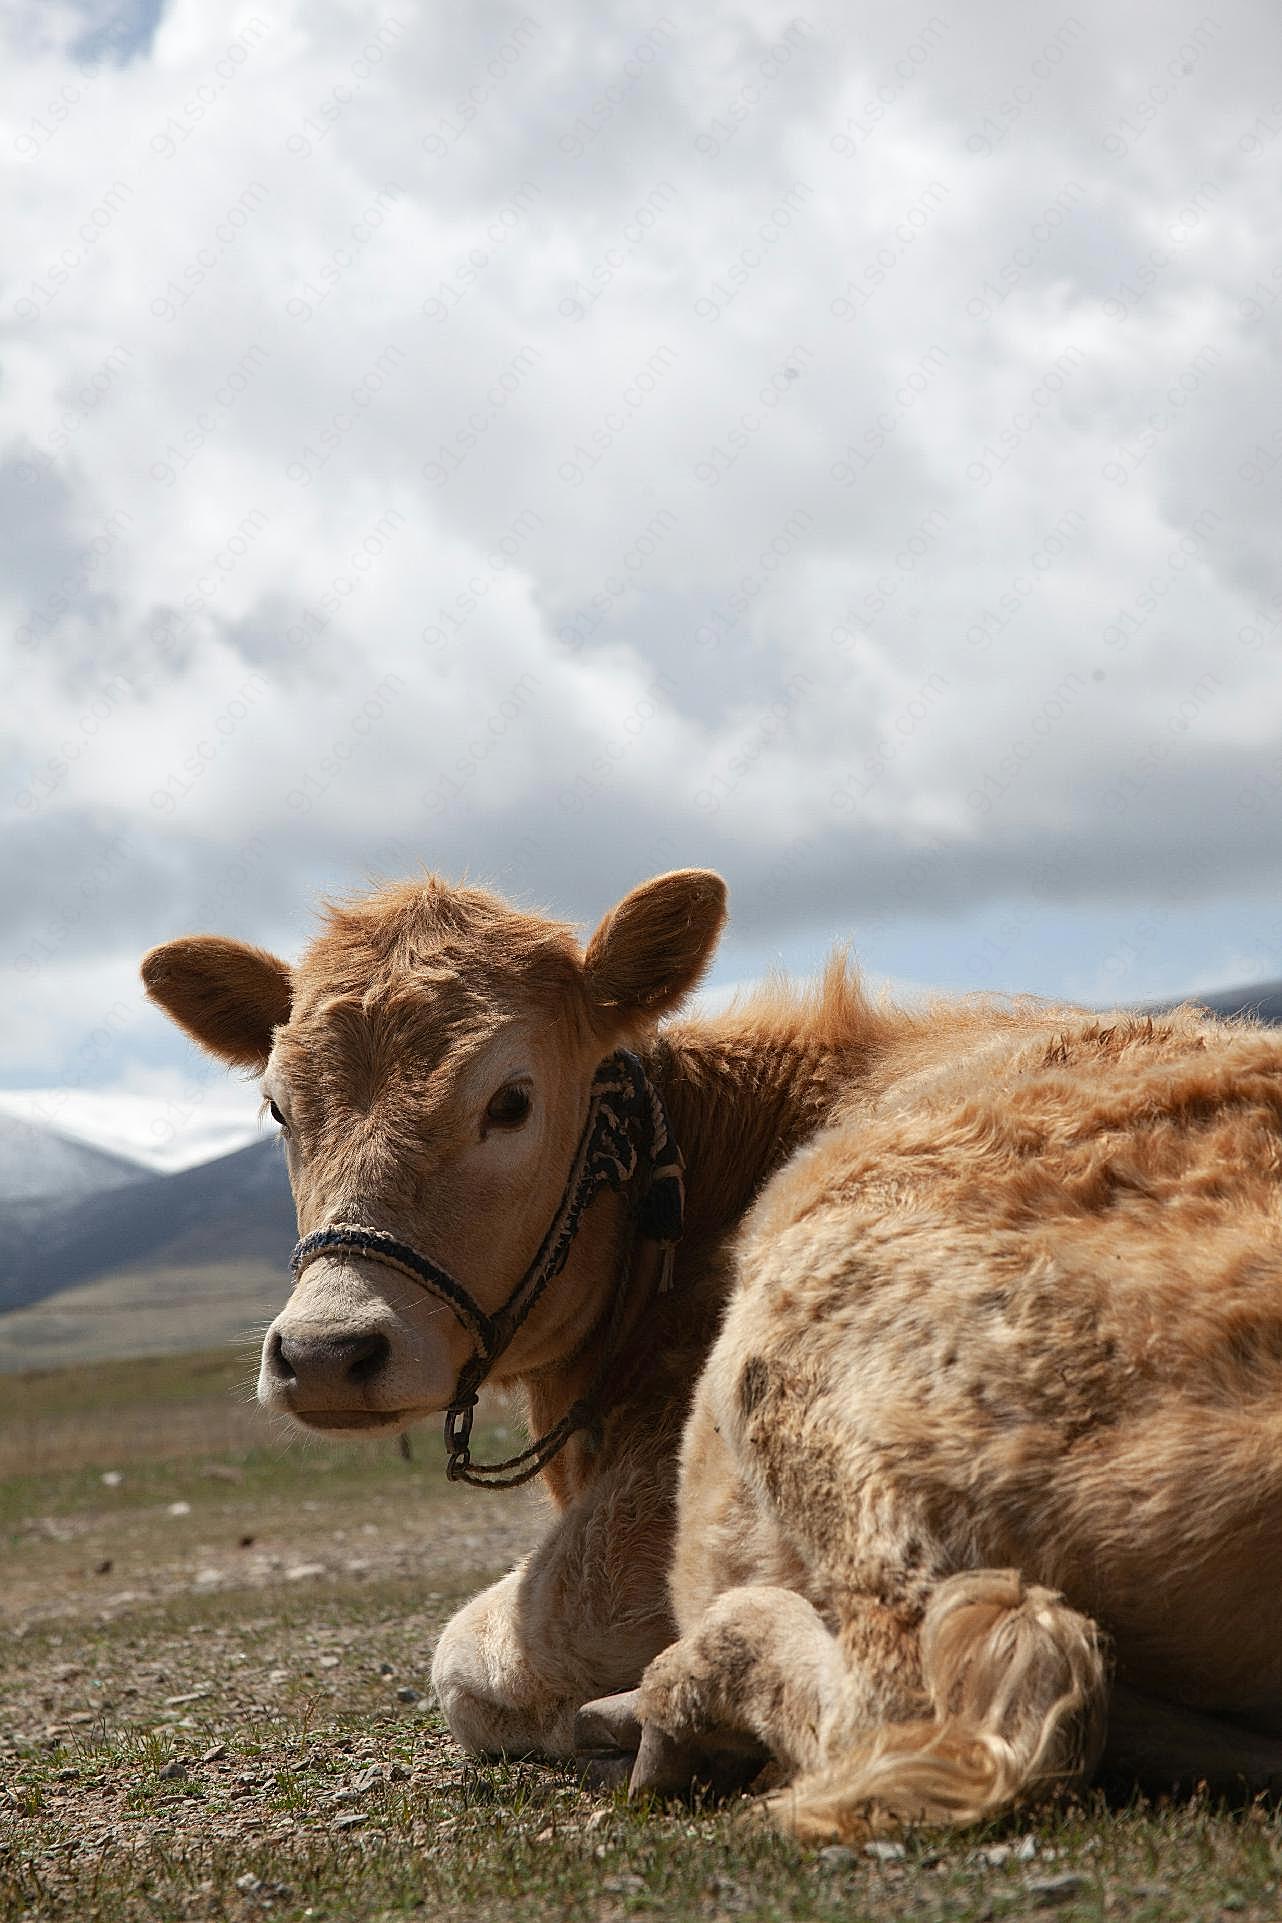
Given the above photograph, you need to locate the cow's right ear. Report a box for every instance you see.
[141,936,293,1070]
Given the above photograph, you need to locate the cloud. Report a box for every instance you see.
[3,0,1280,1094]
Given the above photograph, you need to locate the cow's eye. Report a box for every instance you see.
[268,1100,287,1128]
[484,1083,531,1130]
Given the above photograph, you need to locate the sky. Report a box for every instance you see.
[3,0,1281,1164]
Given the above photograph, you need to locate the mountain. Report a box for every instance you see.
[1148,979,1282,1024]
[0,1111,147,1205]
[0,1136,296,1316]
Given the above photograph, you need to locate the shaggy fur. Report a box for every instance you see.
[142,870,1282,1836]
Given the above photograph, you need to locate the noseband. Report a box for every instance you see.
[288,1049,685,1488]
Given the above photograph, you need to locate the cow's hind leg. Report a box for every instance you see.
[625,1583,923,1799]
[626,1569,1109,1838]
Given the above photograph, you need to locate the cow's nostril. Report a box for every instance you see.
[265,1328,391,1400]
[344,1331,390,1385]
[265,1329,295,1385]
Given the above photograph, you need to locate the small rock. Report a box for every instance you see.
[194,1568,222,1587]
[202,1743,228,1763]
[395,1685,420,1703]
[817,1845,859,1871]
[233,1870,293,1902]
[93,1559,113,1576]
[378,1662,395,1677]
[167,1501,192,1517]
[165,1691,208,1707]
[269,1668,291,1684]
[239,1534,256,1548]
[333,1810,366,1830]
[1026,1872,1089,1907]
[319,1654,340,1669]
[286,1562,325,1581]
[202,1464,244,1482]
[602,1874,645,1895]
[585,1808,610,1831]
[864,1840,906,1862]
[158,1759,185,1779]
[101,1471,123,1487]
[1223,1898,1246,1914]
[1013,1835,1039,1862]
[534,1826,555,1842]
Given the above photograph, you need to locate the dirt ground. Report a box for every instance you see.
[3,1347,1282,1922]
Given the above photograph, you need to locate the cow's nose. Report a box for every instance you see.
[265,1327,391,1398]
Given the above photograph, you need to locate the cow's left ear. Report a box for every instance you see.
[141,936,293,1070]
[583,870,727,1024]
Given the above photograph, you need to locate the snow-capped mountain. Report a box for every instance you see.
[0,1129,296,1317]
[0,1088,266,1175]
[0,1112,147,1206]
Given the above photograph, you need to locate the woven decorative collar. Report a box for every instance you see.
[288,1049,685,1487]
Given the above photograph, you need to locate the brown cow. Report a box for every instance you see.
[142,868,1282,1836]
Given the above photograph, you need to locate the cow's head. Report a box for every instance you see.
[141,870,726,1436]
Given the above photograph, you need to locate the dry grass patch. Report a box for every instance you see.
[2,1348,1281,1921]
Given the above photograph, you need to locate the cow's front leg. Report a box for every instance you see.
[431,1461,677,1760]
[432,1567,580,1756]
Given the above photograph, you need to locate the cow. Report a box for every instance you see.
[142,867,1282,1838]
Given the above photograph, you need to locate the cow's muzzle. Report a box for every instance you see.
[262,1325,392,1413]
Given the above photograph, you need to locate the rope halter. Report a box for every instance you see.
[288,1049,685,1488]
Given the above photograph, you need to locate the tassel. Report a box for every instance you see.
[637,1150,686,1247]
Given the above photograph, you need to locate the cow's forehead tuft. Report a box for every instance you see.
[296,875,584,1000]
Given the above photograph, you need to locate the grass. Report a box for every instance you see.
[0,1263,287,1374]
[2,1345,1280,1921]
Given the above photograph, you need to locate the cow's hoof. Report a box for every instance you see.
[628,1720,766,1802]
[574,1690,643,1790]
[578,1690,766,1802]
[575,1749,636,1791]
[575,1689,644,1753]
